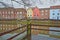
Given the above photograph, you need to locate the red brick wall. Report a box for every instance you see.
[39,8,50,19]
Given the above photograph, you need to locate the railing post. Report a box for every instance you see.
[27,19,31,40]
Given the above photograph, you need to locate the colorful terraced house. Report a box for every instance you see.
[27,8,33,19]
[50,5,60,20]
[32,7,40,19]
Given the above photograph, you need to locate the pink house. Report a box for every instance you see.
[32,7,40,19]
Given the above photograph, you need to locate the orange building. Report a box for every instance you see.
[32,7,40,19]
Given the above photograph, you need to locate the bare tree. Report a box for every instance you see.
[39,0,43,5]
[0,2,12,8]
[11,0,32,8]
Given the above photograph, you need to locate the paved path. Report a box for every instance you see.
[31,35,60,40]
[0,31,27,40]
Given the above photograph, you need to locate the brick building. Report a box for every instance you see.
[32,7,40,19]
[0,8,14,19]
[39,8,50,19]
[0,8,27,33]
[14,8,27,20]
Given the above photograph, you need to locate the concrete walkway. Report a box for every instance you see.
[0,31,27,40]
[31,35,60,40]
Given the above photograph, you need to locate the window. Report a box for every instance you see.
[6,28,8,30]
[53,13,55,15]
[11,11,13,14]
[57,13,59,15]
[20,28,22,30]
[30,15,32,16]
[28,15,29,16]
[37,14,38,16]
[3,11,4,14]
[45,10,48,12]
[3,15,4,17]
[34,15,36,16]
[8,11,10,14]
[8,25,10,26]
[5,11,7,14]
[41,13,44,15]
[41,10,44,12]
[20,12,22,14]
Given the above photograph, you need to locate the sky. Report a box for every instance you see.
[0,0,60,8]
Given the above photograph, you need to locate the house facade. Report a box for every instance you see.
[15,8,27,20]
[50,6,60,20]
[49,5,60,38]
[32,7,40,19]
[27,8,33,19]
[0,8,14,19]
[40,8,50,19]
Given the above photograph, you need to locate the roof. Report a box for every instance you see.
[39,8,50,10]
[14,8,27,12]
[50,5,60,9]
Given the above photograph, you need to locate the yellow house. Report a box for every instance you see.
[27,8,33,19]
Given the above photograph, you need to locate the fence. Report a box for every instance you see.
[0,19,60,40]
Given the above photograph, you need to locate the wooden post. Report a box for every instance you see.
[27,19,31,40]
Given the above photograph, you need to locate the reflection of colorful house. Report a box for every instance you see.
[50,6,60,20]
[27,8,33,19]
[40,8,50,19]
[31,26,49,35]
[32,7,40,19]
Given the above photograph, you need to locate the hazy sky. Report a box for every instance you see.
[0,0,60,8]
